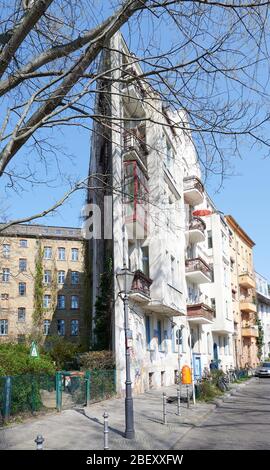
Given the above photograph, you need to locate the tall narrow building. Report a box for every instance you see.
[225,216,259,368]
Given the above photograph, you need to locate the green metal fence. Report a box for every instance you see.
[0,370,116,420]
[0,374,56,422]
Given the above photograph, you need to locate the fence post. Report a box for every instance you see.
[177,387,181,416]
[103,411,109,450]
[85,371,90,406]
[3,376,12,422]
[35,435,44,450]
[56,372,62,412]
[163,393,167,425]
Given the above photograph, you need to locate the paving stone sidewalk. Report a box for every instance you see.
[0,380,252,450]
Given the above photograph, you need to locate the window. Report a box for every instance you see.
[0,319,8,335]
[19,282,26,296]
[71,248,79,261]
[146,316,151,349]
[17,334,25,343]
[1,293,9,300]
[57,295,65,309]
[43,294,51,308]
[58,247,66,260]
[71,295,79,309]
[166,138,174,168]
[58,270,65,284]
[207,332,212,355]
[44,246,52,259]
[43,270,51,284]
[18,307,26,322]
[57,319,65,336]
[19,239,27,248]
[19,258,27,272]
[207,230,213,249]
[170,256,176,286]
[157,320,163,351]
[2,244,10,257]
[141,246,149,277]
[2,268,10,282]
[71,271,79,285]
[43,320,51,336]
[71,320,79,336]
[176,328,183,353]
[210,298,216,317]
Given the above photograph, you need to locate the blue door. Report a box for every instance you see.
[213,343,219,369]
[193,354,202,380]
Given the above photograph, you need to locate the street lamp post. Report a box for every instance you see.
[116,264,135,439]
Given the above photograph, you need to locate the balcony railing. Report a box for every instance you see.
[188,216,206,232]
[123,128,147,167]
[239,272,255,289]
[241,325,259,338]
[130,269,152,299]
[184,176,204,191]
[185,257,213,282]
[187,302,214,323]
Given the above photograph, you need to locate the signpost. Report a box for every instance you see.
[30,341,39,358]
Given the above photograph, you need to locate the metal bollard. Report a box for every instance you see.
[35,435,44,450]
[177,387,181,416]
[186,385,190,409]
[103,411,109,450]
[163,393,167,425]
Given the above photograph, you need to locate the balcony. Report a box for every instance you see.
[183,176,204,205]
[187,303,214,324]
[242,325,259,338]
[240,296,257,313]
[124,161,149,239]
[129,270,152,303]
[185,257,213,284]
[121,69,146,118]
[239,272,255,289]
[186,217,206,244]
[123,128,147,171]
[144,284,185,316]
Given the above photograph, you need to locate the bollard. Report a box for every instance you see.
[163,393,167,425]
[35,435,44,450]
[177,387,181,416]
[186,385,190,409]
[103,411,109,450]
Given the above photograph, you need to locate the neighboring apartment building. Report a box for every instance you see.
[256,272,270,360]
[199,197,234,372]
[88,33,192,395]
[225,216,259,368]
[0,224,86,345]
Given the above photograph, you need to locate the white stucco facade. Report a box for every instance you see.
[256,272,270,360]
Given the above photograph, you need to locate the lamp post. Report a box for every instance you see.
[116,264,135,439]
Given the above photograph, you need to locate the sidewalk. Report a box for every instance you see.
[0,384,216,450]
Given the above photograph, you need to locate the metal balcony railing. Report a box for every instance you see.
[185,257,213,281]
[183,176,204,194]
[188,216,206,233]
[131,270,152,298]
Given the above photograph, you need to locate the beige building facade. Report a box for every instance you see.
[0,224,87,345]
[225,216,259,368]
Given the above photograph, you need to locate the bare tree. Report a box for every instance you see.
[0,0,270,228]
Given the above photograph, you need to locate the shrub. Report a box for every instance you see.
[195,380,222,402]
[79,350,115,370]
[43,336,84,369]
[0,343,56,418]
[0,343,55,376]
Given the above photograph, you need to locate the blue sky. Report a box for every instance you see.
[1,4,270,280]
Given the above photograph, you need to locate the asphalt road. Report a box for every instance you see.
[174,378,270,450]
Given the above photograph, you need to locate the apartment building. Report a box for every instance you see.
[88,33,191,395]
[0,224,86,345]
[225,216,258,368]
[256,272,270,360]
[199,198,234,372]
